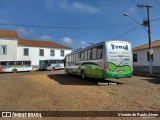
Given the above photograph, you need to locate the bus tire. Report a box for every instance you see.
[66,69,69,75]
[52,67,55,71]
[12,69,17,73]
[81,70,86,80]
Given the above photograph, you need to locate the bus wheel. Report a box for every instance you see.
[12,69,17,73]
[66,69,69,75]
[52,67,55,71]
[81,70,86,80]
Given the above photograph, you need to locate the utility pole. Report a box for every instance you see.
[137,4,153,74]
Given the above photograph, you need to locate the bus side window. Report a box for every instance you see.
[71,54,74,62]
[52,60,55,64]
[1,61,8,65]
[84,50,87,60]
[66,56,68,62]
[78,52,81,61]
[16,61,23,65]
[97,45,103,59]
[80,51,84,60]
[9,61,16,65]
[24,61,31,65]
[92,47,97,59]
[87,49,91,60]
[75,53,78,61]
[67,56,69,62]
[73,54,75,62]
[68,55,71,62]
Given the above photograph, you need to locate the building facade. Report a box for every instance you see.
[133,40,160,74]
[0,30,72,69]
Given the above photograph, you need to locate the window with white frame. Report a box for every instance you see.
[1,45,7,54]
[133,53,138,62]
[61,50,64,57]
[24,48,29,56]
[50,50,55,56]
[39,49,44,56]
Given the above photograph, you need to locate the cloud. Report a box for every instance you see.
[16,28,34,37]
[72,2,99,14]
[80,40,87,46]
[38,35,52,41]
[44,0,56,10]
[62,37,74,45]
[44,0,100,14]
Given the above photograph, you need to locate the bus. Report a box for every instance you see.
[65,41,133,79]
[39,59,64,70]
[0,60,32,73]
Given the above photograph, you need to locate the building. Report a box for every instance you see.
[0,30,72,69]
[133,40,160,74]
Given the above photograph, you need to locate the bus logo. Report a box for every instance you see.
[111,44,128,50]
[2,112,11,117]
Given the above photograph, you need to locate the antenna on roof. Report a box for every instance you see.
[74,47,84,52]
[88,42,94,45]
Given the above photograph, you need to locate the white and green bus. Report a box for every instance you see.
[65,41,133,79]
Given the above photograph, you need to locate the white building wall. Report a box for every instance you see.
[133,47,160,66]
[133,49,148,66]
[0,37,17,60]
[152,47,160,66]
[17,45,71,66]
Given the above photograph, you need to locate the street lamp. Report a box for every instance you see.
[123,13,153,74]
[123,13,128,16]
[123,13,147,32]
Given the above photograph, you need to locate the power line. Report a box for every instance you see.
[0,22,135,30]
[111,25,140,40]
[111,18,158,40]
[151,17,160,21]
[138,7,146,19]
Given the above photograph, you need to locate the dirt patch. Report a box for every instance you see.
[0,70,159,119]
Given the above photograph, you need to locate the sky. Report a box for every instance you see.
[0,0,160,50]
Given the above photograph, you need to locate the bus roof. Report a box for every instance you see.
[0,60,31,61]
[66,40,131,56]
[107,40,131,44]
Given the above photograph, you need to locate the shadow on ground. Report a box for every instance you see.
[134,74,160,84]
[141,78,160,84]
[47,74,123,86]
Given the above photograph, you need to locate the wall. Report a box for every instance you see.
[17,45,71,69]
[0,37,17,60]
[133,47,160,73]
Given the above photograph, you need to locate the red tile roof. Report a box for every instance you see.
[0,30,71,49]
[18,39,72,49]
[133,40,160,51]
[0,30,19,38]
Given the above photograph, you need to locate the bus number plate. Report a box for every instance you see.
[118,70,124,73]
